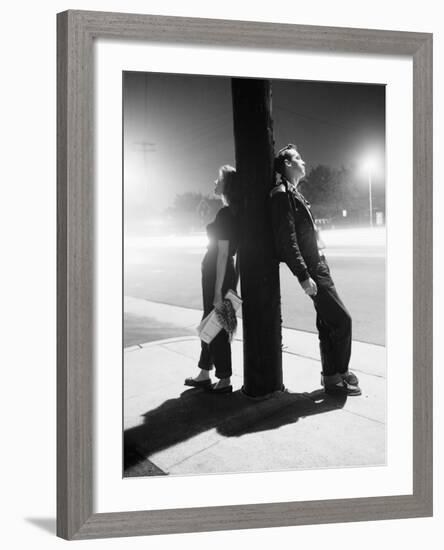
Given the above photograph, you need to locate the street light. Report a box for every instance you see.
[362,156,377,227]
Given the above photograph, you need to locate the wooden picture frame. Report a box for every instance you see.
[57,9,433,540]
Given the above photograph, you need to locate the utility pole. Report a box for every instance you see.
[231,78,283,397]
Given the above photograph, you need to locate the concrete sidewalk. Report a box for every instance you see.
[124,296,386,477]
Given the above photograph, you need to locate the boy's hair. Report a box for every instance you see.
[274,143,298,175]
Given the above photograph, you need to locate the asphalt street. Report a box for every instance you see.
[124,228,385,346]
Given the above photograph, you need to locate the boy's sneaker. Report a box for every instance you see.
[341,371,359,386]
[321,371,362,396]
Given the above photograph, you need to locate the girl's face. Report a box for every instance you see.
[214,175,225,197]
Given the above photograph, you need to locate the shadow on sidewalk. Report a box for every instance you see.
[124,388,346,476]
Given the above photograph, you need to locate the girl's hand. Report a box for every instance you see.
[213,292,223,309]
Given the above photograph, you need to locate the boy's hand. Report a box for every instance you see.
[300,277,318,297]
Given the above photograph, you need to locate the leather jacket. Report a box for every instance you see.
[270,177,322,282]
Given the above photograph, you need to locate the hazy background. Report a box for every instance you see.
[123,72,385,230]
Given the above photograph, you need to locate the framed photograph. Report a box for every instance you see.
[57,10,433,540]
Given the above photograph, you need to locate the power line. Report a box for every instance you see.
[274,105,359,132]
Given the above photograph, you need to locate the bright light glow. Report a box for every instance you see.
[126,232,209,250]
[361,154,379,173]
[359,143,385,178]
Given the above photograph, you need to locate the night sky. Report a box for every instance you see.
[123,71,385,221]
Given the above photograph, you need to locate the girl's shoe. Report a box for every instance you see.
[184,377,212,388]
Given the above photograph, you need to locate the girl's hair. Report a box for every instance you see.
[219,165,241,213]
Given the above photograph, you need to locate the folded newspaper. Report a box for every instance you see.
[197,289,242,344]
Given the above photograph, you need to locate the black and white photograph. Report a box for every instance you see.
[123,71,386,478]
[1,0,438,544]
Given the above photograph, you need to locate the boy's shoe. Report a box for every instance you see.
[321,371,361,396]
[324,380,362,396]
[341,371,359,386]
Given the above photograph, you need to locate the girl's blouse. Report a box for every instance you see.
[205,206,239,258]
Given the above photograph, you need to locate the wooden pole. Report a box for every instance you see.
[231,78,283,397]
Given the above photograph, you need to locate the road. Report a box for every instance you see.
[124,228,385,346]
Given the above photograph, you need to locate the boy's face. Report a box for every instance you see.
[284,148,306,179]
